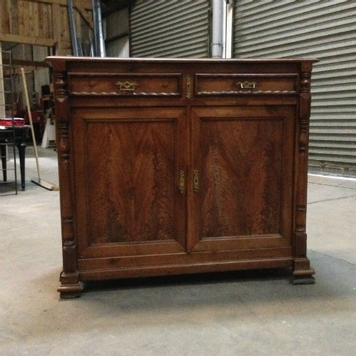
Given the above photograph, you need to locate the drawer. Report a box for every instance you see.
[195,73,298,95]
[68,73,182,97]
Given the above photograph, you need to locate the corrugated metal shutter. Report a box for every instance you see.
[234,0,356,175]
[130,0,210,58]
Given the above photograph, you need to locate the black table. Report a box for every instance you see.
[0,125,30,191]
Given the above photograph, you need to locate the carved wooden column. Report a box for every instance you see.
[293,62,315,284]
[53,62,83,298]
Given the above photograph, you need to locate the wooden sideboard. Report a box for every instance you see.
[48,57,318,298]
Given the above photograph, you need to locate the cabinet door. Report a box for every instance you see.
[189,105,295,253]
[72,107,187,258]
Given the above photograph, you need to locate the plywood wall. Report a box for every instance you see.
[0,0,93,55]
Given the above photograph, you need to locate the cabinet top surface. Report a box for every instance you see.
[47,56,319,67]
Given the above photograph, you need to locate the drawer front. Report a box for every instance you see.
[195,74,298,96]
[68,73,182,96]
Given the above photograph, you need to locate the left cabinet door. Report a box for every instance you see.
[71,106,188,260]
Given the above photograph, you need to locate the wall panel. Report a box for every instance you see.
[0,0,93,55]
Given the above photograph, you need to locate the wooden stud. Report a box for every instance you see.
[0,45,5,118]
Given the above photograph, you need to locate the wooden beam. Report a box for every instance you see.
[51,3,62,54]
[0,33,55,47]
[75,2,93,30]
[2,58,49,69]
[4,65,46,77]
[19,0,92,10]
[0,44,5,118]
[10,0,19,34]
[0,0,10,34]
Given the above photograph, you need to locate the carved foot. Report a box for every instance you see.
[58,282,84,299]
[292,257,315,285]
[58,272,84,298]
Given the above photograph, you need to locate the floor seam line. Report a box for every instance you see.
[308,194,356,205]
[309,249,356,267]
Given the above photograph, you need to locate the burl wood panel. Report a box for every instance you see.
[86,121,176,243]
[71,107,187,253]
[191,105,295,247]
[200,118,283,237]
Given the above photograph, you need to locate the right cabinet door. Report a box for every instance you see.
[189,105,296,256]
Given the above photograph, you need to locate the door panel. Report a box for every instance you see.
[190,106,295,252]
[72,107,187,258]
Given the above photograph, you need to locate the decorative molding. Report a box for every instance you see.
[299,71,311,93]
[197,90,296,95]
[54,72,67,97]
[70,91,179,96]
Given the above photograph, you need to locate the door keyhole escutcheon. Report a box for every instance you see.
[179,170,185,194]
[193,169,199,193]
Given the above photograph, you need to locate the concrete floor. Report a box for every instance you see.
[1,146,356,356]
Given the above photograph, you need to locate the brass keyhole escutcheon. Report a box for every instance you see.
[179,170,185,194]
[193,169,199,193]
[186,74,192,99]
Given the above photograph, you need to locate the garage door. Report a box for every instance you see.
[130,0,210,58]
[234,0,356,175]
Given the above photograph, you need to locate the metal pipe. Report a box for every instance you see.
[92,0,106,57]
[96,0,106,57]
[211,0,224,58]
[92,0,99,56]
[67,0,79,56]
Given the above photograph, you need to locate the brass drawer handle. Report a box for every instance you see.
[193,169,199,193]
[116,81,138,91]
[179,170,185,194]
[237,81,256,89]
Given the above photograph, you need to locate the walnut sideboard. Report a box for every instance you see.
[48,56,318,298]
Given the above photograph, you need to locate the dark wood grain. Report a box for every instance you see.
[199,116,283,237]
[88,121,175,243]
[189,105,295,253]
[70,107,187,251]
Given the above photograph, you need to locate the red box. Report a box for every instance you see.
[0,117,25,127]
